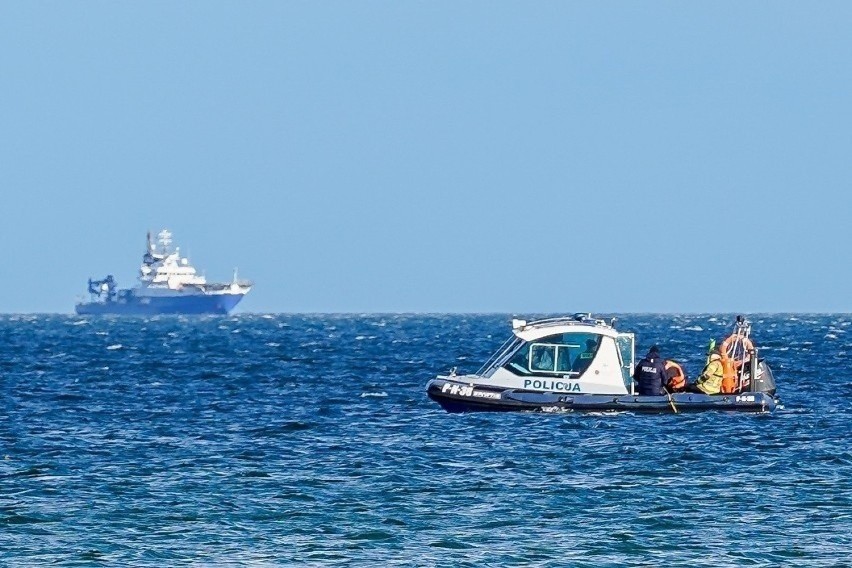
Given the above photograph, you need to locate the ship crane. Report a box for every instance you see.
[87,275,117,301]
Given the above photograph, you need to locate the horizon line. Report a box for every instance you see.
[2,311,852,316]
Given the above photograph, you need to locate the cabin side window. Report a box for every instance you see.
[530,344,558,372]
[504,333,601,377]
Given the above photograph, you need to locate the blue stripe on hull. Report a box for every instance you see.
[75,294,245,315]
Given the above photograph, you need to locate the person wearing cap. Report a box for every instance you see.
[686,348,724,394]
[633,345,668,395]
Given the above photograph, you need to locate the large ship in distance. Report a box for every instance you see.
[75,229,252,315]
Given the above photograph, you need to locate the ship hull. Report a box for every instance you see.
[427,378,778,413]
[75,293,245,315]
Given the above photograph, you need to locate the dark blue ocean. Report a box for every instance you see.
[1,314,850,566]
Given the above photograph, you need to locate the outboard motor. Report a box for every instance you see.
[751,360,776,396]
[736,344,776,396]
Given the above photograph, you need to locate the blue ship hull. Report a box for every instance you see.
[75,293,245,315]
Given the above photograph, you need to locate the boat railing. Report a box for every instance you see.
[522,315,613,331]
[205,280,253,290]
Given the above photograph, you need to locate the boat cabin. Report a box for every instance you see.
[467,314,636,395]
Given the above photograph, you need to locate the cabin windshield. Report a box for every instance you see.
[479,336,524,376]
[503,332,602,377]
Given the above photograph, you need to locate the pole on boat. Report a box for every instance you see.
[663,387,678,413]
[749,346,758,392]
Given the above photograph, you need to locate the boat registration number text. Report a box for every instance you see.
[440,383,501,399]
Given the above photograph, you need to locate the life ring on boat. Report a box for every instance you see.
[721,334,754,364]
[664,360,686,392]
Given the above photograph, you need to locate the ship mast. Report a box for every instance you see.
[157,229,173,253]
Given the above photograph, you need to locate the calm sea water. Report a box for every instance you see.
[1,314,850,566]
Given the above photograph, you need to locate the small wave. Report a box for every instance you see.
[2,514,52,525]
[106,344,123,350]
[239,470,271,478]
[429,538,475,550]
[360,392,388,398]
[280,421,314,432]
[825,333,838,339]
[348,530,395,541]
[266,342,281,347]
[684,325,703,331]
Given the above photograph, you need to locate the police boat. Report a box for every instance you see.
[426,314,778,413]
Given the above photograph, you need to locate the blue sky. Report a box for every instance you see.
[1,2,850,313]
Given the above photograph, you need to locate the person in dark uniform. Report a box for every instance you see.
[633,345,668,395]
[571,338,599,373]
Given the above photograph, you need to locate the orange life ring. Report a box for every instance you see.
[721,334,754,363]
